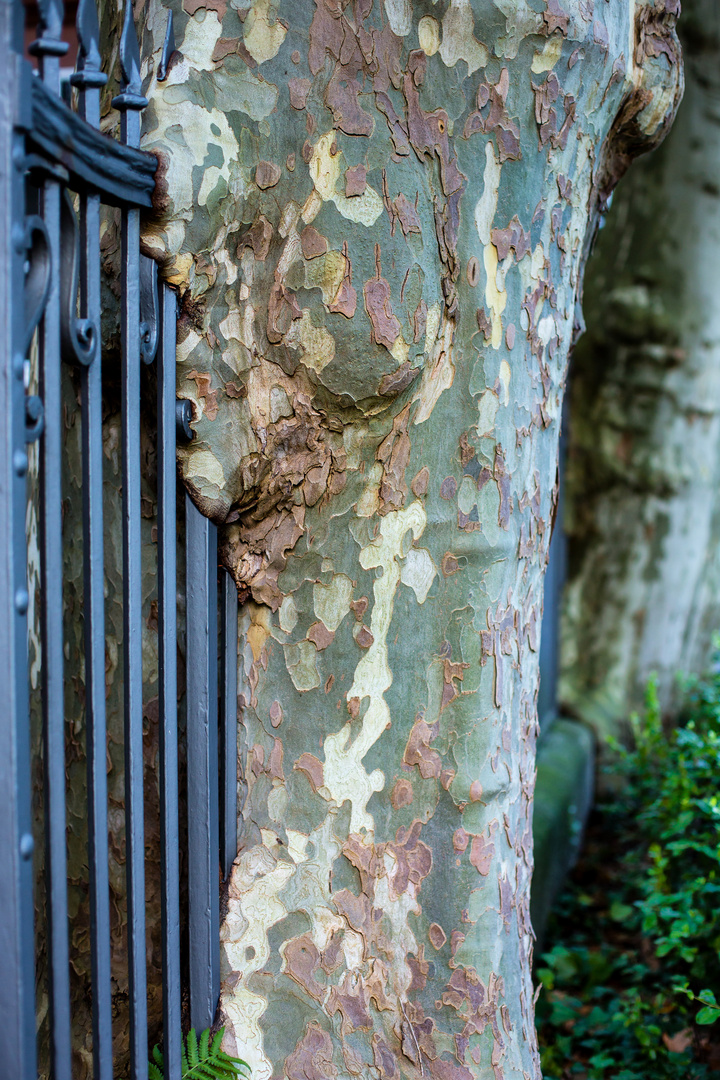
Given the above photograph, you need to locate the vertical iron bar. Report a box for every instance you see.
[119,122,149,1080]
[158,285,182,1079]
[219,572,238,879]
[185,496,219,1031]
[113,7,149,1073]
[73,6,114,1073]
[33,2,73,1076]
[0,2,39,1075]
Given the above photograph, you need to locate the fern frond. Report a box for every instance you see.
[187,1029,200,1069]
[148,1043,164,1080]
[148,1025,252,1080]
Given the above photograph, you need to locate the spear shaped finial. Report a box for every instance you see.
[29,0,69,56]
[72,0,108,87]
[112,0,148,110]
[157,10,175,81]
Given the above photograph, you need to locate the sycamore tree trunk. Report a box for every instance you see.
[132,2,681,1077]
[46,0,681,1074]
[560,0,720,737]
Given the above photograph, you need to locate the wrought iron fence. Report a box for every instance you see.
[0,0,240,1076]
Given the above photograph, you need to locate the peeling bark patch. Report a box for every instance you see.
[429,923,447,950]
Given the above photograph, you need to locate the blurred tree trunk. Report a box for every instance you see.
[561,0,720,737]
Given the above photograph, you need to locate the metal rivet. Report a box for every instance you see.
[15,588,29,615]
[13,450,28,476]
[13,354,24,380]
[19,833,34,860]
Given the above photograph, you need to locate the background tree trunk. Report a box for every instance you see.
[560,0,720,738]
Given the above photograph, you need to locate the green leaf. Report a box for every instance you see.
[696,1006,719,1026]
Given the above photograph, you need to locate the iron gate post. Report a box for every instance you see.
[0,2,39,1076]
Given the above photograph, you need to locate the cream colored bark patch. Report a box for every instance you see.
[321,502,427,833]
[220,845,295,1080]
[279,594,298,634]
[413,316,455,424]
[283,311,336,373]
[243,0,286,64]
[304,250,347,306]
[185,449,225,488]
[178,9,223,68]
[310,134,384,227]
[313,574,353,632]
[283,639,320,692]
[474,141,501,246]
[383,0,412,36]
[418,15,440,56]
[532,34,564,72]
[477,389,499,436]
[484,242,506,350]
[400,547,437,604]
[439,0,489,74]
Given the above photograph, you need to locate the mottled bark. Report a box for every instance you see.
[42,0,680,1076]
[561,0,720,737]
[136,2,680,1078]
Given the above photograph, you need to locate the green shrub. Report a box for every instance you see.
[148,1027,250,1080]
[536,670,720,1078]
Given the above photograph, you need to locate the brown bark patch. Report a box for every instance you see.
[284,933,325,1001]
[307,621,335,650]
[373,1035,400,1080]
[300,225,328,260]
[255,160,281,189]
[345,164,367,197]
[429,922,447,950]
[289,77,312,110]
[403,714,442,779]
[469,824,497,876]
[411,467,429,497]
[294,752,325,793]
[364,256,402,349]
[390,777,414,809]
[286,1022,337,1080]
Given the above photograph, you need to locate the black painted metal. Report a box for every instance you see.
[73,5,114,1073]
[113,2,149,1072]
[157,9,176,81]
[0,1,40,1075]
[186,495,221,1031]
[1,1,241,1073]
[35,3,73,1076]
[220,573,239,879]
[28,77,157,207]
[158,282,183,1080]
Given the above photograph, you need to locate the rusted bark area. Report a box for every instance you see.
[135,1,681,1077]
[561,0,720,737]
